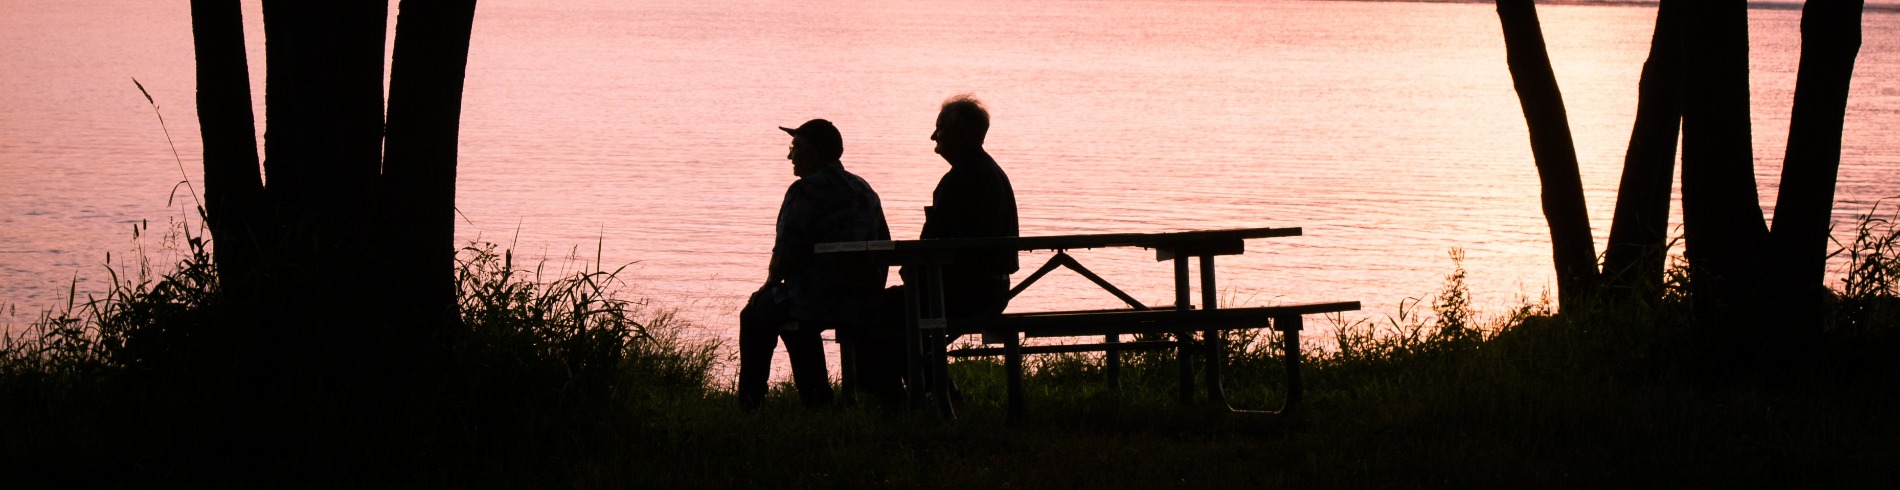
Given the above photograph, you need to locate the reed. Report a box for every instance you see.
[1836,198,1900,333]
[0,230,725,486]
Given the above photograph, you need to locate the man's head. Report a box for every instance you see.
[931,94,988,155]
[780,119,843,177]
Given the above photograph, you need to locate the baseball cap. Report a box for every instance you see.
[779,118,843,156]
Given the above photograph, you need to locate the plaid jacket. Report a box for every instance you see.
[770,163,891,323]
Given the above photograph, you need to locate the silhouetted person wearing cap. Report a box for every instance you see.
[738,119,891,410]
[859,94,1020,398]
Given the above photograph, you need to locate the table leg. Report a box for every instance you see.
[1003,332,1024,422]
[1173,254,1194,404]
[925,264,956,420]
[903,278,925,409]
[1201,254,1228,407]
[840,327,857,407]
[1280,315,1305,410]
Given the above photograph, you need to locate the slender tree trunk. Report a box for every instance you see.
[1602,0,1685,299]
[1769,0,1865,334]
[383,0,479,344]
[189,0,264,292]
[1495,0,1598,310]
[1680,0,1769,328]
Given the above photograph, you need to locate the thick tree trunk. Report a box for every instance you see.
[1602,0,1684,299]
[1679,1,1769,327]
[260,0,388,284]
[189,0,264,292]
[194,2,482,386]
[261,1,388,204]
[1495,0,1598,310]
[260,1,390,376]
[383,0,480,343]
[1768,0,1865,334]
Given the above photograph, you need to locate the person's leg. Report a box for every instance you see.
[944,273,1011,319]
[781,325,834,407]
[942,273,1012,345]
[855,334,904,398]
[737,291,784,410]
[936,274,1011,400]
[852,286,909,401]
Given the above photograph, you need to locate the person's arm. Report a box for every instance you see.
[763,257,785,291]
[764,182,816,290]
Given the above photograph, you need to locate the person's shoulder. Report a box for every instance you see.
[807,166,856,189]
[786,174,815,190]
[956,151,1004,175]
[974,150,1000,167]
[838,165,877,181]
[805,166,879,196]
[844,173,888,209]
[786,173,829,201]
[970,153,1009,182]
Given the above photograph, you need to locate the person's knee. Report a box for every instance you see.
[876,285,906,320]
[783,326,826,349]
[740,298,773,329]
[742,292,797,333]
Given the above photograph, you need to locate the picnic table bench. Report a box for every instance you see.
[816,226,1359,421]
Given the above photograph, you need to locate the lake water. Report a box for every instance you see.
[4,0,1899,367]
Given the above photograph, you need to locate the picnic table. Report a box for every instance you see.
[815,226,1359,420]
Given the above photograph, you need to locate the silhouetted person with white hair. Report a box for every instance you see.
[859,95,1020,398]
[916,94,1019,313]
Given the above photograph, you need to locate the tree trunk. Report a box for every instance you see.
[193,2,481,386]
[1679,0,1769,328]
[260,0,390,376]
[1602,0,1685,300]
[261,1,388,206]
[189,0,264,293]
[1495,0,1598,310]
[1768,0,1865,334]
[260,0,388,286]
[383,0,480,344]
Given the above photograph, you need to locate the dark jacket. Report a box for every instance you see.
[908,148,1018,317]
[770,163,892,323]
[920,148,1020,275]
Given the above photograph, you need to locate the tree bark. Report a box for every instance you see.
[1769,0,1865,333]
[189,0,264,292]
[1495,0,1599,310]
[1679,0,1769,326]
[259,0,388,287]
[383,0,480,342]
[193,2,482,386]
[259,1,390,377]
[1602,0,1684,300]
[261,1,388,212]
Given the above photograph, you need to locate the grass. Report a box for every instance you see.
[1837,199,1900,333]
[3,218,1898,488]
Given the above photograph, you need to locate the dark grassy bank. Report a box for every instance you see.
[4,222,1898,487]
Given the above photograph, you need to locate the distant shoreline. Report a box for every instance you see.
[1319,0,1900,14]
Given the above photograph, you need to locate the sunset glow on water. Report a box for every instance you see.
[4,0,1898,370]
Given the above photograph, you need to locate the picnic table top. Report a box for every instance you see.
[814,226,1301,255]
